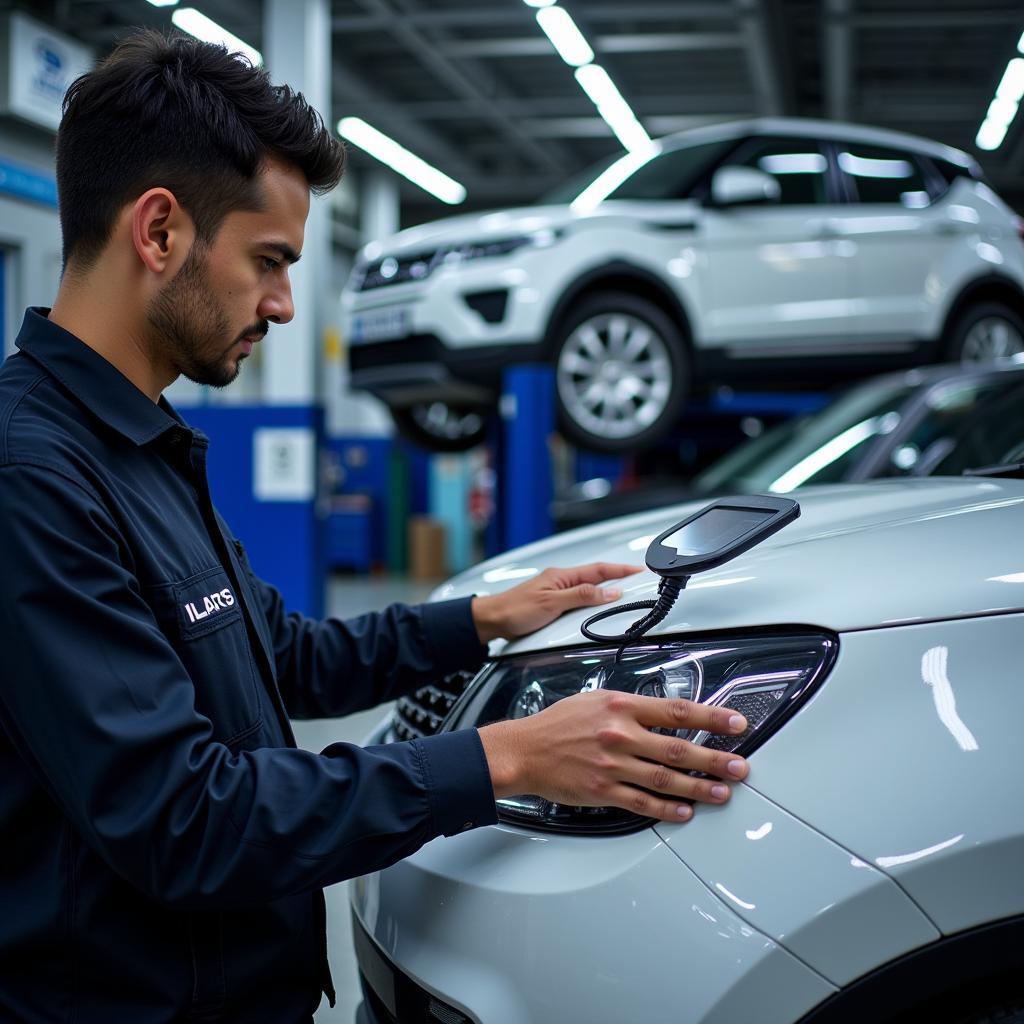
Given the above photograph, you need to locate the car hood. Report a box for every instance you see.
[431,478,1024,654]
[363,205,575,256]
[360,199,703,257]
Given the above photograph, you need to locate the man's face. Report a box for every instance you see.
[146,159,309,388]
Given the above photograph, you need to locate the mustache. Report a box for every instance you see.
[236,321,270,343]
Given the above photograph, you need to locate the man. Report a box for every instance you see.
[0,31,749,1023]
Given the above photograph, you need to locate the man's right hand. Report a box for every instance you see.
[477,690,749,823]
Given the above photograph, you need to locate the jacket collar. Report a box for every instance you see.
[15,307,185,446]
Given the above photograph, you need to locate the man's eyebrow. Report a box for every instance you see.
[262,241,302,264]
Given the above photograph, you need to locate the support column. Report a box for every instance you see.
[262,0,331,404]
[360,169,400,245]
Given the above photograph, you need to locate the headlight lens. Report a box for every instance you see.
[445,631,837,834]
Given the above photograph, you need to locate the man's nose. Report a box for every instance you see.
[258,276,295,325]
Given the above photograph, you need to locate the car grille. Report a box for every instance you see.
[386,670,476,742]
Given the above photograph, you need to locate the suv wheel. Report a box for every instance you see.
[946,302,1024,363]
[553,292,689,453]
[391,402,489,452]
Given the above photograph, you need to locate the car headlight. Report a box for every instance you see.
[443,229,563,265]
[444,631,837,834]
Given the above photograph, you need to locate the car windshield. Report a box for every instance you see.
[693,377,919,494]
[923,378,1024,475]
[542,138,734,205]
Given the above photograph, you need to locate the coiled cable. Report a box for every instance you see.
[580,576,688,645]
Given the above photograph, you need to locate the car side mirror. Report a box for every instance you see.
[709,166,782,207]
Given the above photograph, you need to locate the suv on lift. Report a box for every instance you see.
[341,117,1024,454]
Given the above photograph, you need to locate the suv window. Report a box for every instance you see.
[837,144,933,207]
[720,137,830,205]
[605,139,734,201]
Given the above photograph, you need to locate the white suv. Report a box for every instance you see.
[353,471,1024,1024]
[341,118,1024,453]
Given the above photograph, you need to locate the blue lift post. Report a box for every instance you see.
[483,369,831,559]
[499,364,556,552]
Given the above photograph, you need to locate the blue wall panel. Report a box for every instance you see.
[182,404,325,619]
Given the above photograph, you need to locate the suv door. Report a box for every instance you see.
[826,142,952,344]
[699,135,857,354]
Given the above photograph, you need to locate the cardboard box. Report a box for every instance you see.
[408,516,447,580]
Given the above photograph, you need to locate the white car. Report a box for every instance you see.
[342,117,1024,454]
[352,471,1024,1024]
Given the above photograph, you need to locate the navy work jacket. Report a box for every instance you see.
[0,309,497,1023]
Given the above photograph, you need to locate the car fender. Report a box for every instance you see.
[540,256,699,356]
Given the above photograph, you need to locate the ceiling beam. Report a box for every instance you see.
[516,114,749,138]
[332,5,734,33]
[332,95,756,120]
[853,11,1024,29]
[350,0,572,175]
[437,32,744,59]
[824,0,853,121]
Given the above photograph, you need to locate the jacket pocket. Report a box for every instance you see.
[146,566,263,747]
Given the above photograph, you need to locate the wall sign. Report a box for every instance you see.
[0,12,94,133]
[253,427,316,502]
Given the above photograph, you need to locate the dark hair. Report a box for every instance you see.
[56,29,345,269]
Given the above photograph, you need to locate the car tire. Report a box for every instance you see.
[944,301,1024,364]
[390,402,489,453]
[552,292,689,453]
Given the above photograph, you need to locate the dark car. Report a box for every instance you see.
[553,359,1024,529]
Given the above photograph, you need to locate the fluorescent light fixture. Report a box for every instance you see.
[997,58,1024,102]
[535,7,594,67]
[976,118,1009,151]
[338,116,467,205]
[523,0,557,6]
[571,146,658,212]
[146,0,179,7]
[171,8,262,65]
[574,64,652,153]
[977,47,1024,150]
[988,96,1019,126]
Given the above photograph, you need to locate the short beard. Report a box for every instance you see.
[146,242,241,389]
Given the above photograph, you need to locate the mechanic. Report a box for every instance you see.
[0,31,751,1023]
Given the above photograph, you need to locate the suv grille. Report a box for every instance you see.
[386,670,476,742]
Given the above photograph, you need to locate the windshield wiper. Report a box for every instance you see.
[963,461,1024,479]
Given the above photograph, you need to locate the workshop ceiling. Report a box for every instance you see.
[7,0,1024,222]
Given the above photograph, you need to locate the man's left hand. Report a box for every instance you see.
[471,563,643,643]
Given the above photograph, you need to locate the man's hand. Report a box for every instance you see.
[471,563,643,643]
[478,691,749,823]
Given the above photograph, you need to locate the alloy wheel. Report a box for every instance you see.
[556,312,673,441]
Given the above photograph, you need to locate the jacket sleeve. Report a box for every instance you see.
[237,545,490,720]
[0,463,497,910]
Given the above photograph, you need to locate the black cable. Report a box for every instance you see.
[580,576,688,645]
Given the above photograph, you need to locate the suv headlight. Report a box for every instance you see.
[443,229,563,266]
[444,631,837,834]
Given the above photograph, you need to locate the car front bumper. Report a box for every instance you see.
[350,821,837,1024]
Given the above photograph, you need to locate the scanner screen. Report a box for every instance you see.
[661,506,775,556]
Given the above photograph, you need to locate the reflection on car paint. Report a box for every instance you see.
[875,834,965,869]
[921,645,979,752]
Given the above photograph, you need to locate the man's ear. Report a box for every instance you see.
[131,188,195,274]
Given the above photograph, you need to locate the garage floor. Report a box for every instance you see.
[292,574,438,1024]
